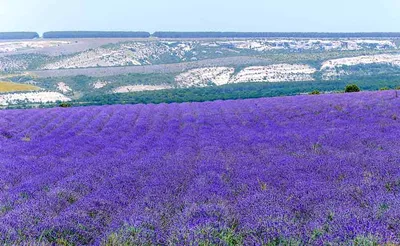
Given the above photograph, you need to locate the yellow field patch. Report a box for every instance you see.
[0,81,40,93]
[0,72,33,79]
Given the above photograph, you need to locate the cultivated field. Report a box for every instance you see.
[0,81,40,93]
[0,38,150,57]
[0,40,70,54]
[0,91,399,244]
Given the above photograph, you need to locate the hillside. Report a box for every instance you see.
[0,36,400,108]
[0,91,399,245]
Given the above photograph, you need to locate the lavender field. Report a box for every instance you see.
[0,91,400,245]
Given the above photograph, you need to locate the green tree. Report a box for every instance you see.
[345,84,361,93]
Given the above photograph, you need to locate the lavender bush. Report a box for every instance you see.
[0,91,399,245]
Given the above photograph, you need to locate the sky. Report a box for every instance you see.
[0,0,399,34]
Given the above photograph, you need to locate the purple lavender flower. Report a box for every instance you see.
[0,91,399,245]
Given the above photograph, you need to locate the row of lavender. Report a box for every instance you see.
[0,91,399,245]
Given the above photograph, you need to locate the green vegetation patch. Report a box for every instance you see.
[76,75,400,106]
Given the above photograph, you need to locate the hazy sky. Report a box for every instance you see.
[0,0,399,34]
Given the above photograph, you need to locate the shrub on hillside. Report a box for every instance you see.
[59,102,72,108]
[380,87,390,91]
[345,84,361,93]
[309,90,320,95]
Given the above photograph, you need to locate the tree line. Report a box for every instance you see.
[0,32,39,40]
[152,32,400,38]
[3,31,400,40]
